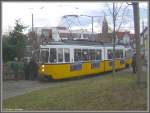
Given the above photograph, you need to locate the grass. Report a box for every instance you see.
[3,69,148,111]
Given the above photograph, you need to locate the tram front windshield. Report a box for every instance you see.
[40,48,49,63]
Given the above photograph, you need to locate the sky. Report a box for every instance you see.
[2,1,148,34]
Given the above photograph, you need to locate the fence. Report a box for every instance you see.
[3,61,25,81]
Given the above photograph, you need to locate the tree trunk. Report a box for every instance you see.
[112,3,116,76]
[133,2,142,84]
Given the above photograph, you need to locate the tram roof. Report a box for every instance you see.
[40,40,124,47]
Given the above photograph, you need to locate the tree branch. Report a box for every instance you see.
[116,5,129,32]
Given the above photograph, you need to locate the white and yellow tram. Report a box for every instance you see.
[38,41,132,80]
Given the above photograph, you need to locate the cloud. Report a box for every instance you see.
[2,1,148,34]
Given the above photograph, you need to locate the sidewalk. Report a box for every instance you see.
[2,80,52,100]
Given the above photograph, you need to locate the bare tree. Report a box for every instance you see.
[105,2,129,76]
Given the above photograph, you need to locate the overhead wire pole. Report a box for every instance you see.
[29,7,44,59]
[80,15,94,35]
[62,15,79,40]
[31,12,34,57]
[32,13,34,32]
[29,8,35,57]
[80,15,102,40]
[91,16,94,33]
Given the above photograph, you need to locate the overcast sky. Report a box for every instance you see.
[2,1,148,34]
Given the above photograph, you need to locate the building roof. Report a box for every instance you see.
[116,31,130,39]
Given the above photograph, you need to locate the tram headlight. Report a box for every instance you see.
[42,65,45,68]
[42,69,45,72]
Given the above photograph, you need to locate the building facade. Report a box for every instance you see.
[140,27,148,64]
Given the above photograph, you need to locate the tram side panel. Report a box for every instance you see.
[115,49,126,70]
[125,57,132,67]
[39,61,105,80]
[69,61,105,78]
[104,48,113,72]
[39,63,71,79]
[104,47,126,72]
[124,48,132,67]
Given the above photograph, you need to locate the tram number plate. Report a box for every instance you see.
[70,63,82,71]
[91,62,100,69]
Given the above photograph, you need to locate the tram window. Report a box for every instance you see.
[40,49,49,63]
[64,48,70,62]
[108,49,113,59]
[82,49,89,61]
[58,48,63,62]
[125,50,131,58]
[50,48,57,63]
[74,49,82,62]
[115,50,120,58]
[125,51,127,57]
[129,50,132,57]
[96,49,101,60]
[89,49,96,60]
[115,50,123,58]
[120,50,123,58]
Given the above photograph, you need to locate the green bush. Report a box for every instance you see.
[3,61,24,79]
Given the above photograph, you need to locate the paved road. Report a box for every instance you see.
[2,80,52,100]
[2,66,148,100]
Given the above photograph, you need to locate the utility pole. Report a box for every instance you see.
[91,16,94,39]
[80,15,102,40]
[32,13,34,32]
[31,13,37,59]
[133,2,142,84]
[91,16,94,33]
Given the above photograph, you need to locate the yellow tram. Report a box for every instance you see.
[38,41,132,80]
